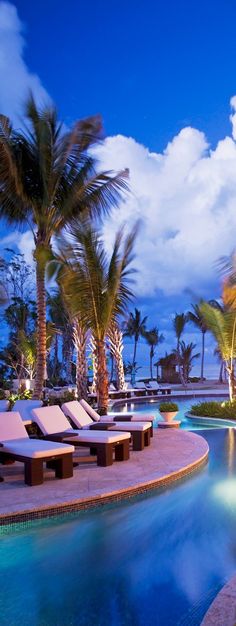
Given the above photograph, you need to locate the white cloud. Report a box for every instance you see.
[0,2,50,123]
[93,102,236,297]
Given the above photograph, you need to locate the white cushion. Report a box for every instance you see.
[62,401,94,428]
[135,382,146,389]
[103,413,155,423]
[148,381,159,389]
[109,422,151,432]
[0,399,9,412]
[72,430,130,444]
[0,412,29,441]
[32,405,71,435]
[80,399,100,421]
[13,400,43,422]
[2,438,75,458]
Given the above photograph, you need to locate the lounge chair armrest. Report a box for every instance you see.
[41,432,75,442]
[89,423,117,430]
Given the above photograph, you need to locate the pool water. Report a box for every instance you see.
[1,429,236,625]
[114,396,227,429]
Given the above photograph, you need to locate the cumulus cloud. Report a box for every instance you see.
[0,1,50,123]
[93,105,236,298]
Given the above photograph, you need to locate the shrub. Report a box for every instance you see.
[190,400,236,419]
[159,401,179,412]
[0,389,6,400]
[47,391,76,407]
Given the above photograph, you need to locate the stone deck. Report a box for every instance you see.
[0,429,209,525]
[201,574,236,625]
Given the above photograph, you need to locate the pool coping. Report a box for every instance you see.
[201,573,236,625]
[0,437,209,527]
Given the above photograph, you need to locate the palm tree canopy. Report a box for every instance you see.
[200,302,236,363]
[0,95,129,249]
[124,308,148,342]
[177,341,200,364]
[187,303,207,333]
[173,313,187,340]
[49,219,139,340]
[144,327,165,348]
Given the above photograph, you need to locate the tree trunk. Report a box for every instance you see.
[33,258,46,399]
[62,322,74,383]
[107,323,125,390]
[201,331,205,380]
[96,338,109,414]
[73,319,87,400]
[218,361,224,383]
[133,338,137,366]
[226,365,236,402]
[90,334,98,394]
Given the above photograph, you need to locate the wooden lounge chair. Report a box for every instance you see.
[62,401,152,451]
[0,412,74,486]
[80,399,155,435]
[31,406,130,467]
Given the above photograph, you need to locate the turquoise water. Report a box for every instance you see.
[1,428,236,625]
[113,396,227,429]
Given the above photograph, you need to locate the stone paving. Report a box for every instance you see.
[0,429,209,522]
[201,573,236,626]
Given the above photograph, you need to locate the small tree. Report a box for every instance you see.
[144,327,164,379]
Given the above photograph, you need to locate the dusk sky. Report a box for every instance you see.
[1,0,236,375]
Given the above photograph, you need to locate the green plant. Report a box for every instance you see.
[47,391,76,407]
[159,401,179,412]
[190,400,236,419]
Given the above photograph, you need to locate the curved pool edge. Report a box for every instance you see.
[201,573,236,625]
[0,431,209,527]
[186,412,236,428]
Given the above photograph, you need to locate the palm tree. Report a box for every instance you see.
[144,327,164,379]
[173,313,187,375]
[176,341,200,385]
[124,308,147,383]
[200,301,236,401]
[0,96,128,398]
[187,304,207,381]
[53,219,138,413]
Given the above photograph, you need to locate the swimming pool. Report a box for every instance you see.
[113,396,227,429]
[1,428,236,625]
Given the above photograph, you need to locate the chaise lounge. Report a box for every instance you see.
[80,398,155,434]
[0,412,75,486]
[62,401,152,450]
[31,405,131,467]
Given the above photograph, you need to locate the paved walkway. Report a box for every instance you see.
[0,429,209,524]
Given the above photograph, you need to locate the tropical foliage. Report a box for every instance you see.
[0,96,128,398]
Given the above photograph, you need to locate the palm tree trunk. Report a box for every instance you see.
[228,366,235,402]
[219,361,224,383]
[107,323,125,390]
[150,351,153,379]
[96,338,109,414]
[33,258,46,399]
[73,319,87,400]
[90,334,98,394]
[201,331,205,380]
[133,338,137,366]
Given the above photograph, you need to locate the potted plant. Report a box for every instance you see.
[159,401,179,423]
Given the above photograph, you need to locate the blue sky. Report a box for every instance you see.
[1,0,236,377]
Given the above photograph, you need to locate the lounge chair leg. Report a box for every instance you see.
[115,439,130,461]
[96,444,113,466]
[144,430,151,446]
[54,454,73,479]
[25,459,44,486]
[132,431,144,451]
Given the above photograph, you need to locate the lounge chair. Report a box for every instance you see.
[62,401,152,451]
[133,382,147,397]
[80,398,155,434]
[31,406,130,467]
[12,399,43,425]
[0,412,74,486]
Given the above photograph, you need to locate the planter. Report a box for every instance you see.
[160,410,178,423]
